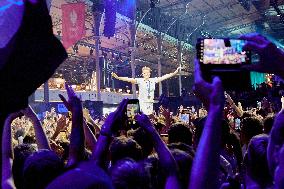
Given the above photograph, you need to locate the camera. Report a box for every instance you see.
[196,38,252,90]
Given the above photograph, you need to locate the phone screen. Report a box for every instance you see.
[180,114,189,123]
[235,118,241,130]
[125,100,140,129]
[199,39,250,65]
[127,101,140,117]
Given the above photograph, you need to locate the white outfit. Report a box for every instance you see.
[135,78,158,115]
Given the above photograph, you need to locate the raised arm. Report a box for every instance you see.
[225,92,243,117]
[136,114,180,189]
[189,59,225,189]
[83,108,101,131]
[92,99,128,169]
[2,113,22,189]
[50,115,68,141]
[111,72,136,84]
[59,84,85,168]
[156,66,182,83]
[83,120,97,152]
[21,106,51,150]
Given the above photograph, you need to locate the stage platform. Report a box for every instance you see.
[33,88,132,104]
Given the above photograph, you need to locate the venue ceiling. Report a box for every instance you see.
[50,0,284,84]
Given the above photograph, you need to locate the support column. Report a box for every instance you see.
[157,55,162,95]
[44,81,49,103]
[157,32,162,96]
[94,36,101,101]
[92,5,103,101]
[129,47,136,98]
[43,0,53,103]
[130,1,137,99]
[177,40,182,96]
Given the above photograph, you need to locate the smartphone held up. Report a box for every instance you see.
[196,38,252,90]
[125,99,141,129]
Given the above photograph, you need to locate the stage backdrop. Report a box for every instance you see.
[250,71,266,88]
[62,3,85,48]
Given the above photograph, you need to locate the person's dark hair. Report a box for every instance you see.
[244,134,273,187]
[23,134,36,144]
[154,122,165,132]
[110,158,151,189]
[168,123,192,145]
[12,144,37,189]
[242,112,254,119]
[263,115,275,134]
[14,128,25,139]
[57,140,70,161]
[221,120,231,146]
[23,149,64,189]
[168,142,195,157]
[241,117,263,145]
[170,149,193,189]
[228,132,243,171]
[270,117,284,145]
[128,127,154,158]
[193,117,206,149]
[46,161,114,189]
[110,136,143,165]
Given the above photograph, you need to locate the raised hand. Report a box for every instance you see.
[55,116,68,132]
[83,108,92,122]
[111,72,118,79]
[225,92,234,105]
[59,83,81,111]
[176,66,183,72]
[100,98,128,136]
[135,114,154,132]
[240,33,284,77]
[193,59,225,109]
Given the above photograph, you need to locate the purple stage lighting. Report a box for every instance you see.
[118,0,135,19]
[104,0,117,37]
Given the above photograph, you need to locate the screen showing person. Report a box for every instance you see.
[200,39,249,65]
[126,100,140,117]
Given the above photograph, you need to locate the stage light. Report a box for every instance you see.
[104,0,117,37]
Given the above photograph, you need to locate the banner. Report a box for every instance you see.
[62,3,85,49]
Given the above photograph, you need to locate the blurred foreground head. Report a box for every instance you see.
[46,161,114,189]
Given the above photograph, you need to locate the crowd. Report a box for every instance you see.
[2,1,284,189]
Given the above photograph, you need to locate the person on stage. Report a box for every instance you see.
[111,66,182,115]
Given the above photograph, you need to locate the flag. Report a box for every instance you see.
[62,3,85,49]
